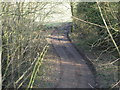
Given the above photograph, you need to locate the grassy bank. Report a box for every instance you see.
[69,31,118,88]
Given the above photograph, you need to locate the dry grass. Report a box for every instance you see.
[33,45,61,88]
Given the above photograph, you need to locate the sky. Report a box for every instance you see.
[44,3,72,23]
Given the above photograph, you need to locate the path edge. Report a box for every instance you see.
[67,32,99,88]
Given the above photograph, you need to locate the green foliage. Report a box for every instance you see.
[71,2,119,88]
[76,3,103,25]
[72,2,119,51]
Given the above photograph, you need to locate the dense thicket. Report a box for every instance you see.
[0,2,119,89]
[1,2,57,88]
[70,2,119,88]
[72,2,120,52]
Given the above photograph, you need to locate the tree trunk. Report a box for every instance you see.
[0,3,2,90]
[70,2,74,33]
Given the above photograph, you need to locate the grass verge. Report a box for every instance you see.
[33,45,61,88]
[69,31,118,88]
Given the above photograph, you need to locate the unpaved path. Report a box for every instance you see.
[48,25,95,88]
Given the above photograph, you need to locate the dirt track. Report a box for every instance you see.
[48,25,95,88]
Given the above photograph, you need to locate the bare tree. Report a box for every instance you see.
[0,3,2,90]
